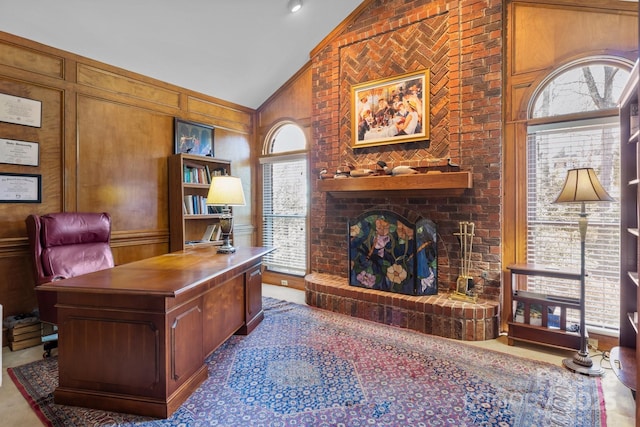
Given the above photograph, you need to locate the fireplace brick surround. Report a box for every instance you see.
[305,273,499,341]
[309,0,504,307]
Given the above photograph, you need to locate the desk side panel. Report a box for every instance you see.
[203,274,245,357]
[57,301,165,398]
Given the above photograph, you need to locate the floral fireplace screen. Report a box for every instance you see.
[348,210,437,296]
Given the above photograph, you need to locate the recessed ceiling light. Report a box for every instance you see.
[288,0,302,13]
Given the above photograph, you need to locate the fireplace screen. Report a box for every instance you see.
[348,210,437,296]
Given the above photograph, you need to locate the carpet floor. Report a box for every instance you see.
[8,297,606,426]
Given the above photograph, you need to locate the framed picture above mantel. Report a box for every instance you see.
[351,69,429,148]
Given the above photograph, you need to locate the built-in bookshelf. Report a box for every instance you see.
[612,60,639,397]
[168,153,232,252]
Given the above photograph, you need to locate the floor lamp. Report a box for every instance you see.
[554,167,613,376]
[206,175,246,254]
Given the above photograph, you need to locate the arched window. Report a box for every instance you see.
[260,122,308,276]
[526,57,631,334]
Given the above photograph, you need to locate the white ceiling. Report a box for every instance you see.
[0,0,364,109]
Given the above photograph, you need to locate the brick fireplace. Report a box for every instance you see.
[305,186,500,341]
[306,0,503,340]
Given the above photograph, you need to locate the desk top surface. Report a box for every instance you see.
[37,246,274,297]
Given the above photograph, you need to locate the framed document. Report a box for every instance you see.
[0,93,42,128]
[0,139,39,166]
[0,173,41,203]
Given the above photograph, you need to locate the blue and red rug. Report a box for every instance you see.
[8,298,606,426]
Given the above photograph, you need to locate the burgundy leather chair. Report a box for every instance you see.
[25,212,115,355]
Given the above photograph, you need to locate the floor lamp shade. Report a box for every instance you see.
[553,167,613,376]
[206,176,246,253]
[554,168,614,204]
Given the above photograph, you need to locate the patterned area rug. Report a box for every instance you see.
[8,298,606,426]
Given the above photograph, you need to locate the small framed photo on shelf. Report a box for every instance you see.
[174,118,214,157]
[0,173,41,203]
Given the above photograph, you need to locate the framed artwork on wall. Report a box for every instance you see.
[174,118,214,157]
[351,69,429,148]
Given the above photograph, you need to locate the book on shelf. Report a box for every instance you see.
[211,167,227,177]
[201,224,216,241]
[208,205,222,214]
[183,162,211,184]
[184,195,194,214]
[201,224,222,242]
[183,194,209,215]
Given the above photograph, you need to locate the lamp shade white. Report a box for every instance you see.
[206,176,246,207]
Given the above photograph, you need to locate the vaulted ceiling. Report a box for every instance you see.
[0,0,365,109]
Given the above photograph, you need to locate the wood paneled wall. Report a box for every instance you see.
[502,0,637,327]
[0,31,256,320]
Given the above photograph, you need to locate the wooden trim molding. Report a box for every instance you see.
[317,171,472,198]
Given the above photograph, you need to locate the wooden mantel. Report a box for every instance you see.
[317,171,472,198]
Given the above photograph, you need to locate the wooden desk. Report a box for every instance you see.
[37,246,273,418]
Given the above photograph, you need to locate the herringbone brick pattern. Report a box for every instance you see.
[339,14,449,169]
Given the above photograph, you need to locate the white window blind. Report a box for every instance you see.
[526,119,621,332]
[262,157,307,275]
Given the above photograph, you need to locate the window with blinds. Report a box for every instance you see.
[262,157,307,275]
[525,59,630,334]
[526,120,620,332]
[261,123,308,276]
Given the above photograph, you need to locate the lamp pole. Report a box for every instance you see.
[554,168,612,376]
[562,202,604,376]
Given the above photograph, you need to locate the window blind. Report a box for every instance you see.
[262,158,308,276]
[526,118,621,333]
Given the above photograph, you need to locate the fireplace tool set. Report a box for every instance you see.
[451,221,478,302]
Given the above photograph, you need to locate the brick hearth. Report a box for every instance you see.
[305,273,499,341]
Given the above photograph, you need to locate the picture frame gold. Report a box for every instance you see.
[351,69,429,148]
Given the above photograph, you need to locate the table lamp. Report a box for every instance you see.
[206,175,246,254]
[554,167,613,376]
